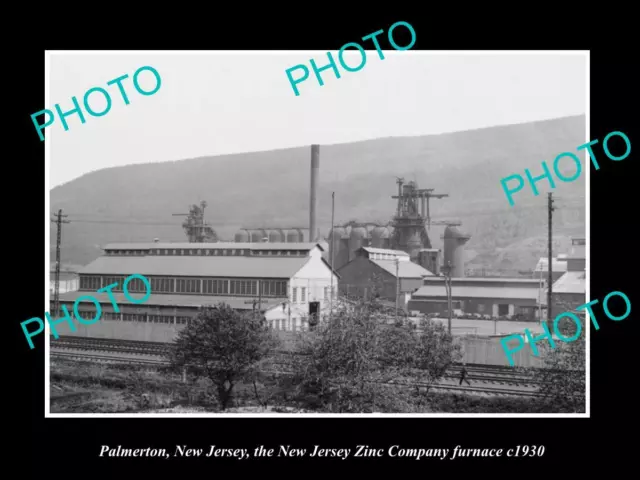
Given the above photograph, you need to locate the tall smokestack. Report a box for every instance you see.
[310,144,320,242]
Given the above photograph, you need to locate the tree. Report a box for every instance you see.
[533,300,586,413]
[292,301,460,413]
[411,318,463,397]
[167,303,280,410]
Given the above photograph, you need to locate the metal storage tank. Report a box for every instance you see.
[234,229,250,243]
[268,229,284,243]
[249,229,267,243]
[285,228,302,243]
[371,226,391,248]
[443,226,471,277]
[349,227,368,261]
[329,227,345,263]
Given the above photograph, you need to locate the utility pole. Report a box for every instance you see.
[395,257,400,323]
[330,192,335,318]
[443,261,453,335]
[547,193,555,325]
[51,209,70,318]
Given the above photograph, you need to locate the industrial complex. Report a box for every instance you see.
[50,144,586,368]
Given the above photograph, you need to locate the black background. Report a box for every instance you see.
[12,9,636,476]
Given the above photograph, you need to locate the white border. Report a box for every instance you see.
[45,50,590,418]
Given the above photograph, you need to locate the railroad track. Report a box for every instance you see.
[50,347,545,398]
[51,338,541,385]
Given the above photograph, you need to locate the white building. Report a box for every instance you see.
[264,243,339,331]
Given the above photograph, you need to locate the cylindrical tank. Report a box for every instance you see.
[349,227,368,260]
[268,229,284,243]
[234,229,250,243]
[329,227,345,265]
[371,226,391,248]
[248,229,267,243]
[285,229,300,243]
[443,226,471,277]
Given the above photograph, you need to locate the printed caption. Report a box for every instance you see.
[99,444,545,460]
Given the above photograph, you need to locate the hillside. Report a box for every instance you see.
[50,115,586,271]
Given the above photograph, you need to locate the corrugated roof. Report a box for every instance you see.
[552,271,586,294]
[56,291,284,310]
[413,284,540,300]
[361,247,409,256]
[79,255,310,279]
[102,242,322,251]
[372,259,434,278]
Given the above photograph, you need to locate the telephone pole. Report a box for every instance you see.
[330,192,335,318]
[51,209,70,317]
[443,261,453,335]
[547,193,555,325]
[395,257,400,323]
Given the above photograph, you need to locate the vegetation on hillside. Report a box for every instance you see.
[51,115,586,270]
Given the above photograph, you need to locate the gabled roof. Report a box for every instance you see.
[79,255,310,279]
[372,259,433,278]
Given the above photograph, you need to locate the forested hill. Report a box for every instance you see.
[51,114,586,271]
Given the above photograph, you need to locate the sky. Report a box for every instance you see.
[48,52,587,188]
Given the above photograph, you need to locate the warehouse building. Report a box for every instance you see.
[408,277,542,320]
[549,236,586,313]
[51,242,339,342]
[337,247,434,310]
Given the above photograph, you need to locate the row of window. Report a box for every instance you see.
[105,248,308,257]
[63,308,192,325]
[80,275,288,298]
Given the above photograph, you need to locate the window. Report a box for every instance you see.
[324,286,329,300]
[301,287,306,303]
[292,287,298,302]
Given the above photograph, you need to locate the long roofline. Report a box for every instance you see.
[101,241,326,252]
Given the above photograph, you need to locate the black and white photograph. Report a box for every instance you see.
[45,51,588,416]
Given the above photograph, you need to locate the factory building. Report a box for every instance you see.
[549,236,586,313]
[328,180,456,270]
[51,241,338,342]
[337,247,434,309]
[409,277,542,320]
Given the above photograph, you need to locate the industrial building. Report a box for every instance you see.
[408,277,543,320]
[337,247,434,308]
[51,241,339,342]
[328,179,464,274]
[549,236,586,313]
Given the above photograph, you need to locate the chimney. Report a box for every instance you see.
[310,144,320,242]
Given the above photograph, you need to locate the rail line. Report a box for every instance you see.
[51,336,542,383]
[50,348,545,398]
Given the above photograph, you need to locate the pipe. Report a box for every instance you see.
[310,144,320,242]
